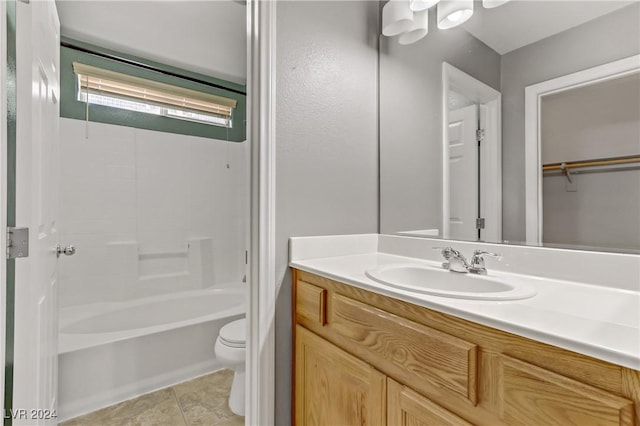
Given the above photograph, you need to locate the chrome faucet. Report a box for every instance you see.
[434,247,501,274]
[433,247,471,273]
[468,250,501,275]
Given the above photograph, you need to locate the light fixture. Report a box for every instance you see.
[482,0,511,8]
[382,0,414,37]
[437,0,474,29]
[399,9,429,45]
[409,0,440,12]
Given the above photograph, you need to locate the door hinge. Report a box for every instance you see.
[7,227,29,259]
[476,218,485,230]
[476,129,485,143]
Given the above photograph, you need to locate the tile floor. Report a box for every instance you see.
[61,369,244,426]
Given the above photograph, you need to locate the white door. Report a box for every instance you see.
[12,0,60,424]
[446,105,478,241]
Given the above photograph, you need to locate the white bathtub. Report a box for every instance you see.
[58,285,246,421]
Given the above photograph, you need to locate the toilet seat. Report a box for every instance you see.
[218,318,246,348]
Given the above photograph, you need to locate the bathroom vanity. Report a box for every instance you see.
[290,234,640,426]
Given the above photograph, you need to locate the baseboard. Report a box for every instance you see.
[58,359,223,422]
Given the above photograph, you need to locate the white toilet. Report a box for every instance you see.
[214,318,246,416]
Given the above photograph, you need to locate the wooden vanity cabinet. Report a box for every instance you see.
[292,269,640,426]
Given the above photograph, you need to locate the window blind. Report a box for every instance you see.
[72,62,237,119]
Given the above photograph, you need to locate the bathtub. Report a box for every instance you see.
[58,285,246,422]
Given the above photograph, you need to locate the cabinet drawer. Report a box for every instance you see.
[296,280,327,326]
[330,294,478,405]
[388,378,474,426]
[498,355,634,426]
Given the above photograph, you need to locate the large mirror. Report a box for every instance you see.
[380,0,640,253]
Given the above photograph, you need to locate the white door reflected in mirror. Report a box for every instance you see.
[442,63,502,243]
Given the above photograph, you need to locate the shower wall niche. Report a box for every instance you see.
[58,118,248,307]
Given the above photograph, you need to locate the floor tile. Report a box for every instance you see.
[173,370,243,426]
[61,387,185,426]
[61,370,244,426]
[215,417,245,426]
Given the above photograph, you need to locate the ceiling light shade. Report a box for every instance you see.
[482,0,510,8]
[437,0,474,30]
[399,9,429,45]
[382,0,414,37]
[410,0,440,12]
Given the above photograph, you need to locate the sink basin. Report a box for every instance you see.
[365,263,536,301]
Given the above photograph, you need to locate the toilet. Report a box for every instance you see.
[214,318,246,416]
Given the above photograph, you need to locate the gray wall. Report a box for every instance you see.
[379,12,501,234]
[500,3,640,242]
[543,170,640,251]
[541,73,640,163]
[274,2,380,424]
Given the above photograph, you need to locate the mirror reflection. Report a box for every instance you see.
[380,0,640,253]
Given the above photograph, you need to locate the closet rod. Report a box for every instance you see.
[542,156,640,171]
[61,41,247,96]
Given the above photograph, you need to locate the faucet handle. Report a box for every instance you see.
[472,249,501,260]
[471,250,502,270]
[433,246,454,270]
[433,246,464,259]
[469,250,501,274]
[432,246,451,257]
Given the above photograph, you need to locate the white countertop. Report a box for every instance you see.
[289,234,640,370]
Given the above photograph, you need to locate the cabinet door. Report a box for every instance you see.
[295,326,386,426]
[498,355,634,426]
[387,379,473,426]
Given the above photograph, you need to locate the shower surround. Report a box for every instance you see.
[57,118,248,304]
[56,118,249,420]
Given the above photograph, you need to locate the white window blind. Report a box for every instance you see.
[73,62,237,126]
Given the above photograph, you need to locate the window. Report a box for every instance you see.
[74,62,236,128]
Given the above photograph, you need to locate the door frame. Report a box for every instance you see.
[0,0,278,422]
[524,54,640,245]
[1,0,8,411]
[247,0,277,425]
[442,62,502,241]
[0,0,279,422]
